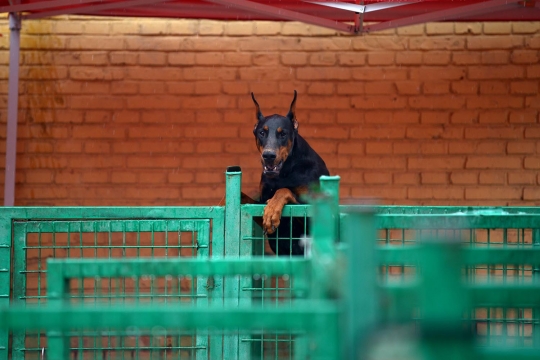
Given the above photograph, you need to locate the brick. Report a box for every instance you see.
[352,157,406,170]
[524,188,540,200]
[336,82,365,95]
[254,22,281,36]
[421,172,448,184]
[169,20,198,35]
[365,142,392,155]
[450,172,477,185]
[394,173,419,185]
[82,171,109,183]
[479,172,505,185]
[406,126,444,139]
[351,187,407,200]
[451,81,478,95]
[367,52,394,66]
[408,157,465,170]
[452,52,481,65]
[310,53,336,66]
[365,82,395,95]
[393,142,420,154]
[110,52,138,65]
[512,22,540,34]
[351,96,407,110]
[85,141,111,154]
[466,125,522,139]
[139,52,167,66]
[26,170,54,184]
[364,172,392,184]
[476,142,506,154]
[408,187,464,200]
[396,81,421,95]
[467,96,524,109]
[338,53,366,66]
[455,23,482,35]
[466,156,522,169]
[525,128,540,138]
[168,172,194,184]
[426,22,454,35]
[465,187,522,200]
[410,67,465,81]
[510,81,538,95]
[481,51,511,65]
[423,82,450,95]
[55,171,81,184]
[409,37,465,51]
[524,157,540,169]
[479,82,509,95]
[337,143,363,155]
[111,172,137,184]
[396,52,422,65]
[352,68,408,81]
[508,173,536,185]
[483,22,511,35]
[423,51,451,65]
[350,126,405,139]
[225,22,253,36]
[397,24,424,36]
[467,36,523,50]
[448,142,475,154]
[410,96,465,109]
[478,111,508,124]
[307,83,334,95]
[508,141,535,154]
[511,50,539,64]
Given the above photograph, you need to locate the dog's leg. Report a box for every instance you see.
[263,188,298,234]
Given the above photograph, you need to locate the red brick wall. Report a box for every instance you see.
[0,17,538,206]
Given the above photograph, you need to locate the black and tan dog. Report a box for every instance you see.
[251,91,329,256]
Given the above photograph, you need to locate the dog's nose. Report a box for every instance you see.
[262,152,276,161]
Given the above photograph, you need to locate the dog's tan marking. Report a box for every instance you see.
[277,127,282,133]
[263,188,298,234]
[263,125,268,131]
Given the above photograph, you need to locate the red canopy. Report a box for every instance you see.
[1,0,539,34]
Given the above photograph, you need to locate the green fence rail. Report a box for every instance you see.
[1,168,540,359]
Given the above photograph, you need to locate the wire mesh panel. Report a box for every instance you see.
[240,204,312,360]
[369,210,540,350]
[43,257,318,360]
[11,219,212,360]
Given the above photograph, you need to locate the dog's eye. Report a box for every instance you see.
[280,131,287,138]
[259,130,266,137]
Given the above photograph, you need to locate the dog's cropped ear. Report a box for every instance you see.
[251,92,265,124]
[286,90,299,131]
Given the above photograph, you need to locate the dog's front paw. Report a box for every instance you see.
[263,198,282,234]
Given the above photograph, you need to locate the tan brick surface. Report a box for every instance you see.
[0,17,537,206]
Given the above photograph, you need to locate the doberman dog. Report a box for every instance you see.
[251,91,329,256]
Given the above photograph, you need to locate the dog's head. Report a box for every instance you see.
[252,91,298,178]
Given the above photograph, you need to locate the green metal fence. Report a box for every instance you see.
[1,169,540,359]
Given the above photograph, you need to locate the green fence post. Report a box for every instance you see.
[419,237,471,360]
[310,194,340,360]
[0,209,12,360]
[319,175,340,241]
[224,166,248,359]
[533,229,540,347]
[343,208,377,360]
[46,261,70,359]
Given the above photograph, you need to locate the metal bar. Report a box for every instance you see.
[224,168,243,359]
[378,247,540,266]
[0,302,339,330]
[45,257,310,281]
[205,0,355,34]
[376,214,540,230]
[365,0,523,33]
[343,208,377,360]
[23,0,171,19]
[4,13,21,207]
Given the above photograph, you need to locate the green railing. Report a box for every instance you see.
[1,168,540,359]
